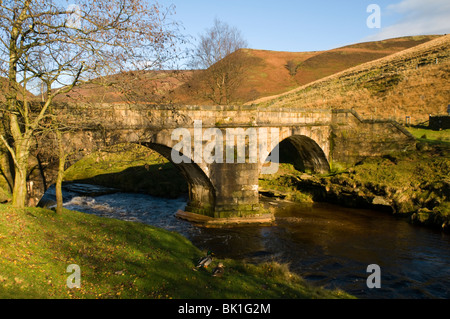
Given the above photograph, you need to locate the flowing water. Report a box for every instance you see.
[41,183,450,299]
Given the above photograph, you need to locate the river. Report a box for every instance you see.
[41,183,450,299]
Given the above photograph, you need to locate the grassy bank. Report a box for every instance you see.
[407,127,450,146]
[325,145,449,229]
[259,163,315,203]
[0,205,351,299]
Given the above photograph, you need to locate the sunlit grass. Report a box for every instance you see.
[0,205,353,299]
[406,127,450,146]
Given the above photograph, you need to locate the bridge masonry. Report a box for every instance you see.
[25,104,415,224]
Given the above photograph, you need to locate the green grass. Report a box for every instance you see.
[333,146,450,228]
[259,163,314,203]
[64,144,164,180]
[0,204,352,299]
[406,127,450,146]
[0,186,11,203]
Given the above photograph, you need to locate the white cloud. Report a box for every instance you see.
[365,0,450,41]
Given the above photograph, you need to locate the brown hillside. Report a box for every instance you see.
[233,50,319,100]
[0,77,36,103]
[245,35,440,99]
[57,35,440,106]
[178,35,439,105]
[53,70,195,105]
[252,34,450,125]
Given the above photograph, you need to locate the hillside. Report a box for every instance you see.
[251,34,450,124]
[55,35,440,106]
[52,70,193,104]
[292,36,441,86]
[178,35,440,105]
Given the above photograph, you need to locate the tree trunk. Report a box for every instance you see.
[0,119,14,193]
[11,157,28,208]
[0,150,14,194]
[55,162,65,214]
[55,130,67,214]
[9,116,31,208]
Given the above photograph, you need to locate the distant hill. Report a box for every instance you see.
[292,36,442,85]
[251,34,450,125]
[56,35,441,106]
[53,70,193,104]
[178,35,440,104]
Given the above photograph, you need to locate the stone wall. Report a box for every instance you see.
[330,109,416,166]
[53,103,334,128]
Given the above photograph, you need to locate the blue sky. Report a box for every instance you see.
[160,0,450,52]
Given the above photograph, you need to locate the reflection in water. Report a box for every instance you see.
[42,183,450,299]
[269,203,450,299]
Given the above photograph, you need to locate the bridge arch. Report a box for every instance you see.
[141,142,216,215]
[263,134,330,174]
[36,139,216,216]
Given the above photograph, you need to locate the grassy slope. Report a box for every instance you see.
[291,35,440,87]
[176,36,436,104]
[180,35,439,105]
[332,142,449,211]
[253,35,450,125]
[0,205,351,299]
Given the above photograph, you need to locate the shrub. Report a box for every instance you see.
[285,60,299,76]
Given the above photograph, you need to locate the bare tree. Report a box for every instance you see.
[190,18,248,69]
[188,50,258,104]
[0,0,182,208]
[188,19,249,104]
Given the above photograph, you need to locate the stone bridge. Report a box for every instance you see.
[30,103,415,224]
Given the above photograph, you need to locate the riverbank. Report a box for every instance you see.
[261,134,450,232]
[0,204,351,299]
